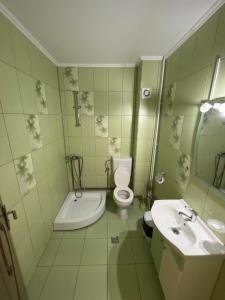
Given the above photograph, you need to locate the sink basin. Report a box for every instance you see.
[151,199,225,256]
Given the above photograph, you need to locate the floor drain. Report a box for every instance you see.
[111,236,119,243]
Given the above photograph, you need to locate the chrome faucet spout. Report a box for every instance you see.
[178,208,198,222]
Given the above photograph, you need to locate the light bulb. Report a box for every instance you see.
[200,102,212,113]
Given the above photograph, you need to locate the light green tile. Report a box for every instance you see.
[32,148,46,182]
[123,68,135,91]
[78,67,94,91]
[23,188,42,230]
[74,266,107,300]
[134,162,150,180]
[122,91,134,115]
[141,61,161,89]
[95,137,109,157]
[84,176,97,188]
[131,238,152,263]
[11,28,32,75]
[69,137,83,156]
[86,218,107,238]
[127,220,143,238]
[108,265,141,300]
[108,237,134,264]
[94,68,108,91]
[108,220,128,238]
[45,85,61,114]
[63,228,87,239]
[28,267,50,300]
[81,116,95,136]
[82,137,95,156]
[4,114,30,158]
[94,91,109,115]
[67,116,82,137]
[136,116,154,139]
[0,13,15,65]
[81,239,107,265]
[96,175,107,188]
[108,92,122,115]
[95,157,107,175]
[53,239,84,265]
[108,116,121,137]
[51,231,64,239]
[109,68,123,91]
[0,62,23,113]
[122,116,132,138]
[213,5,225,58]
[139,91,158,116]
[10,200,29,248]
[38,239,61,266]
[136,264,164,300]
[0,115,12,166]
[135,139,152,162]
[121,138,132,156]
[40,266,78,300]
[39,115,50,145]
[83,157,96,176]
[0,161,21,209]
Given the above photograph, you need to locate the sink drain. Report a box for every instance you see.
[171,227,180,235]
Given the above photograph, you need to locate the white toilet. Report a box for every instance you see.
[112,156,134,220]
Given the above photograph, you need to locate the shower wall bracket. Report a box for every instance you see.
[72,91,81,127]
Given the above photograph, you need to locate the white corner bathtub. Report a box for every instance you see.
[54,190,106,230]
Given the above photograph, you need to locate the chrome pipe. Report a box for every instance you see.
[72,91,81,127]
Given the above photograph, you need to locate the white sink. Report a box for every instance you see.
[151,199,225,256]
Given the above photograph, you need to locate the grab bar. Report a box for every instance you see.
[72,91,81,127]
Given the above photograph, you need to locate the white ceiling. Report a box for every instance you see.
[0,0,223,64]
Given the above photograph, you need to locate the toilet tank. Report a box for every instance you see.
[112,156,132,174]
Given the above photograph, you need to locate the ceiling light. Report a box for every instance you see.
[200,102,212,113]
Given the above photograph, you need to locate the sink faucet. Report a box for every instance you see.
[178,208,198,223]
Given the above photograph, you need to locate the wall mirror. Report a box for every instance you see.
[194,57,225,196]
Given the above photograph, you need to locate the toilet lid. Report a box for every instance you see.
[114,167,130,186]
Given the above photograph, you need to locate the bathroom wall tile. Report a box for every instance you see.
[136,116,154,139]
[96,175,107,188]
[123,68,135,91]
[81,239,107,265]
[25,114,43,151]
[122,91,134,115]
[0,161,21,209]
[81,116,95,137]
[0,115,12,166]
[0,62,23,113]
[213,4,225,58]
[45,85,61,115]
[14,153,36,196]
[135,139,152,162]
[139,90,158,116]
[95,157,107,175]
[108,116,121,137]
[122,116,133,138]
[79,91,94,115]
[108,137,121,156]
[108,92,122,115]
[108,265,141,300]
[180,115,198,155]
[83,157,96,176]
[82,137,95,156]
[94,91,109,115]
[169,116,184,150]
[94,68,108,91]
[74,266,107,300]
[109,68,123,91]
[40,266,78,300]
[175,152,191,190]
[78,67,94,91]
[64,91,74,115]
[63,67,79,91]
[35,80,48,115]
[0,13,15,65]
[121,138,132,156]
[134,162,150,180]
[69,137,83,156]
[95,115,108,137]
[32,148,46,183]
[4,114,30,159]
[18,72,38,114]
[141,61,161,89]
[11,27,32,75]
[39,115,51,145]
[67,116,82,137]
[84,176,97,188]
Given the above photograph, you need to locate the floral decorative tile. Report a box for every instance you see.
[79,91,94,115]
[165,83,176,115]
[35,80,48,114]
[95,115,108,137]
[108,137,121,156]
[25,114,42,150]
[176,152,191,190]
[169,115,184,150]
[63,67,79,91]
[14,154,36,196]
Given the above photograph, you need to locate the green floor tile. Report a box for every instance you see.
[51,231,64,239]
[127,220,144,238]
[136,264,165,300]
[86,218,107,238]
[131,238,153,263]
[63,228,87,239]
[127,201,143,220]
[53,239,84,265]
[27,267,50,300]
[81,239,107,265]
[40,266,78,300]
[108,220,129,238]
[108,237,134,264]
[38,239,61,266]
[108,265,141,300]
[74,265,107,300]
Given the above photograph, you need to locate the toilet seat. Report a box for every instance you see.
[113,186,134,207]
